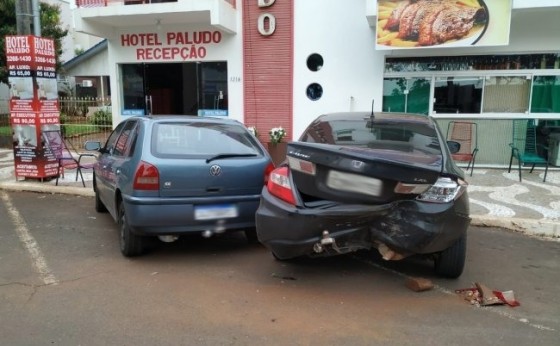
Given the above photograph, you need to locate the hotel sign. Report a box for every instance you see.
[120,31,222,61]
[6,35,60,179]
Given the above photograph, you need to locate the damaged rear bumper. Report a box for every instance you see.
[255,189,471,260]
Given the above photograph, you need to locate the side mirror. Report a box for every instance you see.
[84,141,102,151]
[447,140,461,154]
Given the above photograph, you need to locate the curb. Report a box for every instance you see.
[0,181,94,198]
[470,215,560,240]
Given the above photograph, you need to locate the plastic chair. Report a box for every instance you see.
[508,119,549,182]
[446,121,479,176]
[42,130,95,187]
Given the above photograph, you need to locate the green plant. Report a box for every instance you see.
[247,126,258,137]
[89,109,112,126]
[269,127,286,144]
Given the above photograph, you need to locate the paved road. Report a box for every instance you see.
[1,191,559,345]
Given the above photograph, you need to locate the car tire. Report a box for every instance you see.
[118,203,144,257]
[271,251,286,261]
[94,187,107,213]
[244,228,259,244]
[434,233,466,278]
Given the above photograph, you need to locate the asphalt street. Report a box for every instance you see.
[0,190,559,345]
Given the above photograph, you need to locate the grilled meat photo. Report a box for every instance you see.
[383,0,487,46]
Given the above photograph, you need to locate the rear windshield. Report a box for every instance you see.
[301,119,441,155]
[152,122,263,157]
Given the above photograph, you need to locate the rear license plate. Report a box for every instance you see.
[326,170,383,196]
[194,204,238,220]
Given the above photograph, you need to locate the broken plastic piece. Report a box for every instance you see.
[493,290,520,307]
[455,282,520,307]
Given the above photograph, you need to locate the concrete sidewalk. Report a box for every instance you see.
[1,148,559,239]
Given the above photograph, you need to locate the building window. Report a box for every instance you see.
[383,77,430,114]
[433,77,483,114]
[383,55,560,117]
[307,54,324,72]
[531,76,560,113]
[306,83,323,101]
[483,76,531,113]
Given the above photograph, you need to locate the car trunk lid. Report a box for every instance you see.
[156,157,269,198]
[286,142,442,204]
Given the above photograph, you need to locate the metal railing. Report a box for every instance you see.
[0,96,113,149]
[61,122,112,152]
[59,96,110,118]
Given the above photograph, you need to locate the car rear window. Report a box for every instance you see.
[152,122,263,157]
[302,119,441,155]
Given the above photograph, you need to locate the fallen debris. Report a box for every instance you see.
[405,277,434,292]
[455,282,520,307]
[271,273,297,281]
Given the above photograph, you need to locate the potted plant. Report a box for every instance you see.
[269,126,286,145]
[267,126,288,165]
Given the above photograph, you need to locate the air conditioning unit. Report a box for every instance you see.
[82,80,93,87]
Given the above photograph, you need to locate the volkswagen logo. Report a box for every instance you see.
[210,165,222,176]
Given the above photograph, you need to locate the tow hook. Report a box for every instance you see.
[313,230,338,253]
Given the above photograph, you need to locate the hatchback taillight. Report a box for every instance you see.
[267,166,296,205]
[133,161,159,190]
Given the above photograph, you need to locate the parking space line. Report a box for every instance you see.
[351,254,555,332]
[1,191,58,286]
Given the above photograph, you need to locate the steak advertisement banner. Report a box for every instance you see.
[375,0,512,50]
[6,35,60,179]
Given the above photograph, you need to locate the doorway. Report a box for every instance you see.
[120,62,228,116]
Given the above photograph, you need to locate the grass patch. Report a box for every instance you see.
[0,125,108,137]
[0,127,11,136]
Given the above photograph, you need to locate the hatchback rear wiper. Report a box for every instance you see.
[206,153,258,163]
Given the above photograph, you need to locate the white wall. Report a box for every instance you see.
[293,0,383,139]
[108,17,244,125]
[44,0,104,63]
[66,48,109,76]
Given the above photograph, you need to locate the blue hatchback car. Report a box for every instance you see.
[85,115,274,257]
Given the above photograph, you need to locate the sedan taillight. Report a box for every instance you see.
[133,161,159,190]
[267,166,296,205]
[263,162,275,185]
[416,177,468,203]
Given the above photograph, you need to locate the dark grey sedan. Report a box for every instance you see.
[86,115,274,257]
[256,112,470,278]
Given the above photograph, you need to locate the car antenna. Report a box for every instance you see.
[370,99,375,119]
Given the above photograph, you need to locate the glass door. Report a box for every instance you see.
[196,62,228,116]
[120,62,228,116]
[121,64,147,116]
